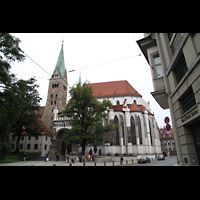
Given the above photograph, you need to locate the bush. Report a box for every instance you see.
[123,153,127,156]
[20,151,40,161]
[115,153,120,156]
[0,142,10,159]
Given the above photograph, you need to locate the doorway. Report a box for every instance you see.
[191,120,200,165]
[61,141,66,155]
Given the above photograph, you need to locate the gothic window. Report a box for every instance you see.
[120,116,125,145]
[54,101,56,105]
[51,101,53,105]
[114,116,120,145]
[56,94,57,98]
[130,116,136,145]
[116,100,120,105]
[149,120,153,145]
[51,94,53,99]
[138,116,142,144]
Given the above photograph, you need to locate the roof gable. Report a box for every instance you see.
[87,80,142,98]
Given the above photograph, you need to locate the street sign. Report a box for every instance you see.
[166,124,171,131]
[164,117,170,124]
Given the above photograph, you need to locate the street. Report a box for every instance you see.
[123,156,178,166]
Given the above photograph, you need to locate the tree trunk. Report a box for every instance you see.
[15,134,20,153]
[82,143,85,155]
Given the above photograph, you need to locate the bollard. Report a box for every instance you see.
[112,161,114,166]
[132,159,133,163]
[104,161,106,166]
[94,162,96,166]
[83,162,85,166]
[126,160,128,164]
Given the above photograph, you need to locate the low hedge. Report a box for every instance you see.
[19,151,40,161]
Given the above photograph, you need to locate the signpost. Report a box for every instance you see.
[164,116,171,131]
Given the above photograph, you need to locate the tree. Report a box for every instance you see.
[0,33,25,158]
[10,77,44,153]
[0,33,25,86]
[63,82,118,155]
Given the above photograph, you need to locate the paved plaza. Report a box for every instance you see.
[0,156,178,166]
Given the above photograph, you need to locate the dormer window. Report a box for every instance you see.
[116,100,120,105]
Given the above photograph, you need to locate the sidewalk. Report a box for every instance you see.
[0,156,138,166]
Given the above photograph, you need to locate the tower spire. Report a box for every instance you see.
[78,70,81,86]
[51,43,66,79]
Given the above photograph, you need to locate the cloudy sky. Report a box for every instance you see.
[10,33,171,128]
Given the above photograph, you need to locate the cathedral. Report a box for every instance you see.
[42,43,161,156]
[11,42,161,157]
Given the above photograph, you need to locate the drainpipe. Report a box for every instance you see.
[155,33,182,165]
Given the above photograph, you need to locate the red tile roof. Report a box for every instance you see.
[109,102,153,115]
[87,80,142,98]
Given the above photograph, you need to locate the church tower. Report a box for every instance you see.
[42,42,68,134]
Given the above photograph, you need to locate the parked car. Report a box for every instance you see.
[138,157,151,164]
[157,155,165,160]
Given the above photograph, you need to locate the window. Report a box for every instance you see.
[11,144,15,150]
[56,94,57,98]
[51,94,53,99]
[46,137,47,141]
[20,144,23,150]
[34,144,38,150]
[116,100,120,105]
[12,136,15,141]
[35,136,38,140]
[130,116,136,144]
[163,134,166,138]
[167,33,174,42]
[27,144,31,149]
[28,136,31,140]
[54,101,56,105]
[51,101,53,105]
[180,87,196,113]
[174,53,188,84]
[21,136,24,141]
[44,144,47,150]
[153,54,163,78]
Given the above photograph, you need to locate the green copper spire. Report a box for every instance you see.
[51,42,66,79]
[78,71,81,86]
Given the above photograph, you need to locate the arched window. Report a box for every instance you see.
[116,100,120,105]
[130,116,136,145]
[138,116,142,144]
[114,116,120,145]
[149,120,153,145]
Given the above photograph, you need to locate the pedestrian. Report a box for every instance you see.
[66,154,69,163]
[23,152,26,162]
[69,154,72,163]
[56,154,59,161]
[91,154,94,161]
[83,155,85,162]
[79,154,82,162]
[120,156,123,165]
[45,153,47,162]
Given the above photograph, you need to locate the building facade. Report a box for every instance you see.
[52,80,162,156]
[10,122,52,157]
[137,33,200,165]
[159,127,176,157]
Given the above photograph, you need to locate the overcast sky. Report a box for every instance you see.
[10,33,171,128]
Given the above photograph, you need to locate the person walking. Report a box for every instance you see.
[91,154,94,161]
[66,154,69,163]
[23,153,26,162]
[120,156,123,165]
[56,154,59,162]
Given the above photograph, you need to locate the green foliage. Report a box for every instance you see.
[0,142,11,160]
[20,151,40,161]
[63,82,118,154]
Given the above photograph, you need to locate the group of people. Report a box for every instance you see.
[64,153,95,163]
